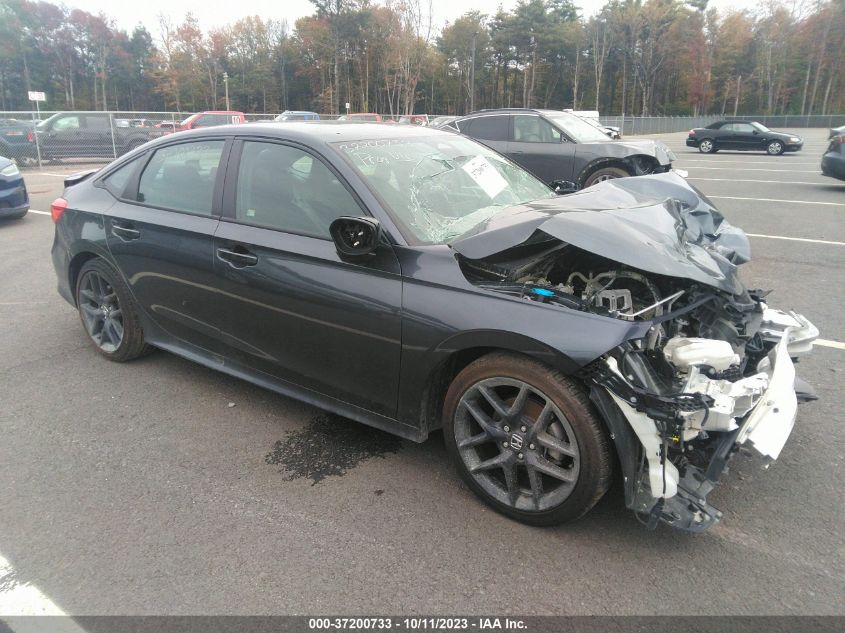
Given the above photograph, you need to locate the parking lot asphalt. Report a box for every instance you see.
[1,129,843,616]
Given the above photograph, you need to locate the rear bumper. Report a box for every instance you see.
[685,138,699,147]
[821,153,845,180]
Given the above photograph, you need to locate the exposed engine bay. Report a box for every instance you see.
[452,173,819,531]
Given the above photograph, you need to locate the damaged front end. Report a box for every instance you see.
[452,173,818,532]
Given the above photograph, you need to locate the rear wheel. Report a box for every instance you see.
[443,353,612,526]
[583,166,629,188]
[75,259,152,362]
[698,138,715,153]
[767,140,784,155]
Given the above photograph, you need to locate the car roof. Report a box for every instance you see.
[147,121,443,146]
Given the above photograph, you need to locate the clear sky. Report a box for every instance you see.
[61,0,768,35]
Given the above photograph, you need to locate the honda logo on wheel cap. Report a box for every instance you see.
[510,433,524,450]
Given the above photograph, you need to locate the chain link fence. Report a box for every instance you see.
[2,110,843,168]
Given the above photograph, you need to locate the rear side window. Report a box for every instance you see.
[85,115,111,130]
[102,157,142,198]
[461,116,509,141]
[137,141,224,215]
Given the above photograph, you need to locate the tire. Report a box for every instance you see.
[766,140,784,155]
[698,138,715,153]
[582,166,629,188]
[75,258,152,362]
[442,352,613,527]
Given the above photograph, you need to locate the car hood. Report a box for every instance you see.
[450,172,750,294]
[581,138,676,165]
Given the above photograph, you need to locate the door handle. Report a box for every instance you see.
[217,247,258,268]
[111,223,140,241]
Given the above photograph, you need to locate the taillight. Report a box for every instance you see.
[688,129,696,136]
[27,130,34,142]
[51,197,68,223]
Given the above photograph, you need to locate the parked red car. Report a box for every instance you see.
[337,113,383,122]
[177,111,245,131]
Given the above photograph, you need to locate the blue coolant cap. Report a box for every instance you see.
[531,287,555,297]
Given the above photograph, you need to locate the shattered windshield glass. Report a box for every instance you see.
[333,135,555,243]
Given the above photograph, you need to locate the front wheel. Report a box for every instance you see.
[443,353,613,526]
[583,166,629,188]
[75,259,152,362]
[767,140,784,155]
[698,138,715,153]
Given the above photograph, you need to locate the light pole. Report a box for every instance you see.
[223,72,230,111]
[470,31,478,113]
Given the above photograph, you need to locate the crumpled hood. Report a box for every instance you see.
[450,172,750,294]
[583,138,676,165]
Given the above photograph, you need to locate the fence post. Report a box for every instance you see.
[31,109,42,170]
[109,112,117,158]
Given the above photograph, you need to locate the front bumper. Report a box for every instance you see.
[0,181,29,217]
[784,141,803,152]
[593,310,817,532]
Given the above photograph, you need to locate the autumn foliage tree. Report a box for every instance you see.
[0,0,842,116]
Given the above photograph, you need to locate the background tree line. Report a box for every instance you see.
[0,0,842,116]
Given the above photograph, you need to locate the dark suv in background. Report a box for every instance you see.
[438,109,676,190]
[36,112,166,159]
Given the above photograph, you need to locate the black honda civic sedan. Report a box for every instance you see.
[51,123,818,531]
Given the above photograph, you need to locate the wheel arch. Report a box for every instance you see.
[67,244,112,306]
[416,331,582,436]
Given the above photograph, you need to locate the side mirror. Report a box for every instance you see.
[329,216,382,259]
[752,130,759,135]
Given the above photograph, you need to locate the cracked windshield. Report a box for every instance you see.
[335,136,555,243]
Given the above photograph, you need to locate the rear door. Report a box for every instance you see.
[211,138,403,416]
[81,114,115,158]
[103,137,230,351]
[507,113,576,185]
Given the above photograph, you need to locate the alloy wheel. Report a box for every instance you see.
[454,377,580,512]
[699,139,713,153]
[767,141,783,155]
[78,270,124,353]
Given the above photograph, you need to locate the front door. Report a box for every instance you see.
[212,138,403,417]
[507,113,577,186]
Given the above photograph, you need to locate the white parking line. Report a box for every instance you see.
[0,553,86,628]
[747,233,845,246]
[709,195,844,206]
[816,339,845,351]
[689,178,839,186]
[27,209,51,216]
[678,160,821,166]
[684,167,820,173]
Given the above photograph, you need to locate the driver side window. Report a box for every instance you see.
[53,116,80,131]
[235,141,361,238]
[513,116,561,143]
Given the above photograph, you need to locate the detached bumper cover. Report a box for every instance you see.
[591,311,817,532]
[737,335,797,460]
